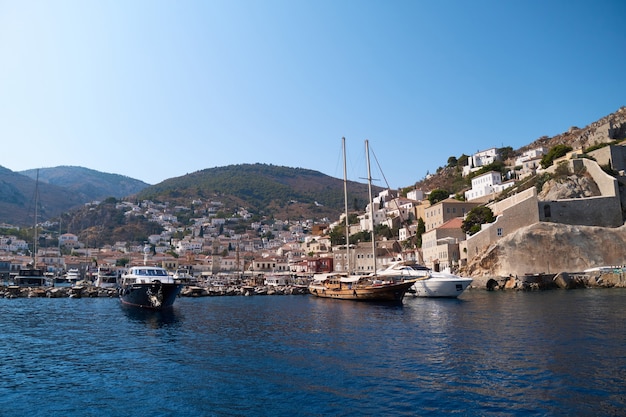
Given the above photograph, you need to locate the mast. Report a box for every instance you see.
[342,137,350,274]
[365,140,377,275]
[33,169,39,267]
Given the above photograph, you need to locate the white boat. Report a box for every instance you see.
[172,268,198,285]
[376,261,473,298]
[95,266,119,288]
[65,268,80,284]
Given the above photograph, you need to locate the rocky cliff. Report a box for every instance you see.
[537,175,601,200]
[464,222,626,277]
[522,106,626,152]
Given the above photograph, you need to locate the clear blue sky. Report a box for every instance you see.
[1,0,624,188]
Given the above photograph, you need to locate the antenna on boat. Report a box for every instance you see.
[143,243,150,266]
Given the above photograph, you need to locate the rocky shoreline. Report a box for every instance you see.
[471,268,626,291]
[2,269,625,299]
[0,284,311,299]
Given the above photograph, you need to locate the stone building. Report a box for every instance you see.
[424,199,480,232]
[422,217,466,271]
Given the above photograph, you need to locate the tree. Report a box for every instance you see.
[540,144,572,169]
[374,224,393,239]
[116,257,130,267]
[329,226,346,246]
[447,156,458,167]
[415,217,425,248]
[498,146,515,161]
[428,189,449,205]
[461,206,495,235]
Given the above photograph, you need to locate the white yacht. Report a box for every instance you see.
[376,261,472,298]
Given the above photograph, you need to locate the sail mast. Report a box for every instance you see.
[33,169,39,267]
[342,137,350,274]
[365,140,377,275]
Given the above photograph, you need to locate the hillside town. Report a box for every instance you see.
[1,124,625,289]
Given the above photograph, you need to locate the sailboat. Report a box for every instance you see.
[14,170,49,287]
[308,139,416,302]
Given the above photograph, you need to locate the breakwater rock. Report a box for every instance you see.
[1,285,118,299]
[1,284,311,299]
[471,267,626,291]
[179,285,310,297]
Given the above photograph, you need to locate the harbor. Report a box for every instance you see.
[2,265,625,299]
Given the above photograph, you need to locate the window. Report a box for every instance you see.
[497,228,503,237]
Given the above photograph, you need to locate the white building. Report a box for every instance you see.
[59,233,80,248]
[463,147,500,177]
[464,171,515,202]
[406,189,425,201]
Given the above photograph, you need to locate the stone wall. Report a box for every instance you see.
[588,144,626,174]
[538,159,622,227]
[463,188,539,263]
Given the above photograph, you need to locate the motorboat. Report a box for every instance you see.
[376,261,473,298]
[95,266,119,288]
[65,268,81,285]
[14,266,50,287]
[119,265,183,309]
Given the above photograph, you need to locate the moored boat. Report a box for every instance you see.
[95,266,119,288]
[309,273,416,302]
[376,260,472,298]
[119,265,183,309]
[65,268,81,285]
[14,266,50,287]
[308,138,415,303]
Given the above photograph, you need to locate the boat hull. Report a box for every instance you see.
[309,280,415,302]
[409,277,473,298]
[119,282,182,309]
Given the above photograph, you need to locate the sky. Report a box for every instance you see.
[1,0,625,188]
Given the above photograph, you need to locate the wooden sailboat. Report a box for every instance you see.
[308,139,416,302]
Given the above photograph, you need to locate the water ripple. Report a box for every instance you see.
[0,290,625,416]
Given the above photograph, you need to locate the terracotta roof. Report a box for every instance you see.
[439,217,464,229]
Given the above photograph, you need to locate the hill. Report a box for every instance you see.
[413,106,626,195]
[136,163,380,221]
[0,166,85,225]
[20,166,149,202]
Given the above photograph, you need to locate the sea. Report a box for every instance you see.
[0,289,625,417]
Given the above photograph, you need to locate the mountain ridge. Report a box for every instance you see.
[1,106,625,230]
[20,166,149,201]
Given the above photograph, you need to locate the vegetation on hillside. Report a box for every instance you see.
[137,163,379,221]
[462,206,495,235]
[57,199,164,247]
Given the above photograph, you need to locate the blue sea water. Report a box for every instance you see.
[0,289,625,416]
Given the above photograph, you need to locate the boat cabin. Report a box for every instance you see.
[14,268,49,287]
[122,266,175,285]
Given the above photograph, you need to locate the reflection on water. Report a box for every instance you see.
[120,304,182,328]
